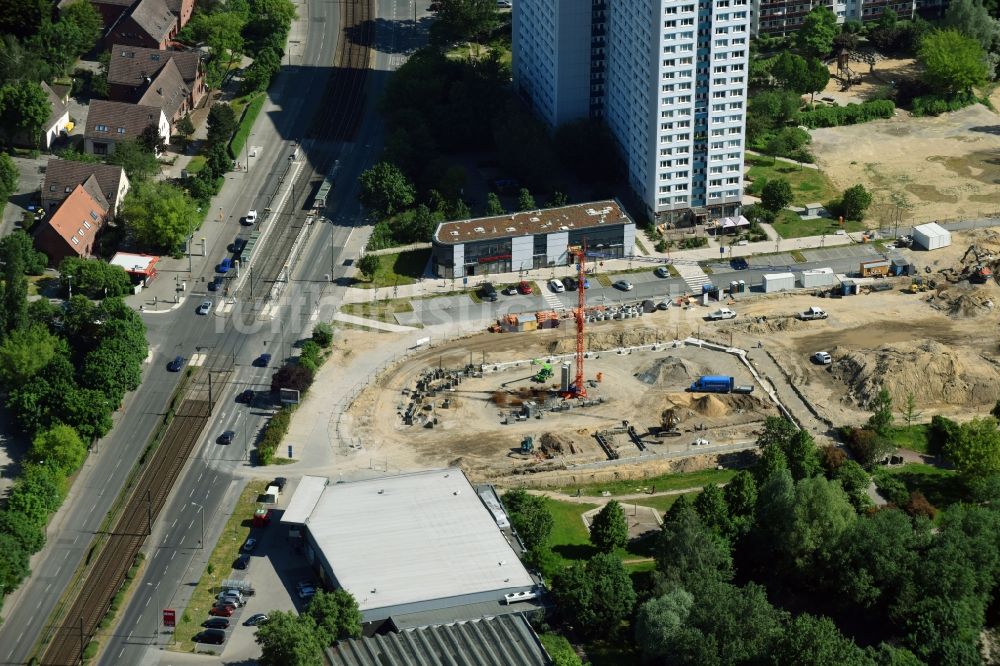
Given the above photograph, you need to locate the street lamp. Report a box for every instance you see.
[190,501,204,549]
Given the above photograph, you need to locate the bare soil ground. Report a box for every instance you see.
[808,58,1000,225]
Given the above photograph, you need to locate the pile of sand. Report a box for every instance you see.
[831,339,1000,408]
[662,392,729,417]
[540,432,572,456]
[692,394,728,417]
[946,292,995,318]
[736,316,807,335]
[636,357,700,386]
[550,327,662,354]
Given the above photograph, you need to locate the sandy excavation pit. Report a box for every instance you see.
[349,334,776,480]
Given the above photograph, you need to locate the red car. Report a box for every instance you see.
[517,281,533,295]
[209,605,235,617]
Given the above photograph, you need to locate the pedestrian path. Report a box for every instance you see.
[672,262,712,292]
[332,311,418,332]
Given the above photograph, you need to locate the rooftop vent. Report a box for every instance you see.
[506,227,516,232]
[450,230,459,236]
[529,217,540,223]
[559,225,570,231]
[473,226,485,233]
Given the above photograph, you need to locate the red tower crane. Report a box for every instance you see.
[566,245,588,398]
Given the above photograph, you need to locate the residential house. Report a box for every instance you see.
[163,0,194,28]
[34,182,108,264]
[106,0,177,49]
[39,82,71,149]
[41,158,130,217]
[135,58,191,125]
[84,100,170,156]
[107,45,206,111]
[87,0,136,31]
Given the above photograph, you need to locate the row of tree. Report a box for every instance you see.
[254,589,361,665]
[0,232,148,606]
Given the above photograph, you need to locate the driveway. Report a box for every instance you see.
[2,155,47,237]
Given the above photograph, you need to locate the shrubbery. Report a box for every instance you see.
[257,405,293,465]
[910,90,980,117]
[798,100,896,128]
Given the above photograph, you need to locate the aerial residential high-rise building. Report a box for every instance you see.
[513,0,749,225]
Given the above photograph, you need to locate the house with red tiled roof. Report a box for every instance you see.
[106,0,177,49]
[107,45,205,111]
[34,184,108,264]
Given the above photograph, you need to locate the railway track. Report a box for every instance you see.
[240,0,373,309]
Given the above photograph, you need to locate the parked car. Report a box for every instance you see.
[244,613,269,626]
[218,430,235,445]
[730,257,749,270]
[613,280,634,291]
[208,275,224,291]
[202,617,230,629]
[236,389,254,404]
[209,606,234,617]
[243,537,257,552]
[197,300,212,315]
[234,554,251,570]
[217,257,233,273]
[656,300,670,310]
[562,276,578,291]
[812,351,833,365]
[167,355,185,372]
[230,237,248,255]
[254,353,272,367]
[298,586,316,599]
[244,210,258,225]
[517,281,533,295]
[497,0,512,6]
[195,628,227,644]
[693,438,711,446]
[272,477,287,492]
[654,266,670,278]
[479,282,498,302]
[548,278,565,293]
[706,307,737,320]
[217,589,244,602]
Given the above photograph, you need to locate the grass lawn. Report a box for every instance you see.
[170,480,268,653]
[772,209,866,239]
[633,491,699,514]
[340,299,414,324]
[889,424,931,454]
[885,464,963,508]
[552,468,736,498]
[185,155,206,175]
[228,93,266,162]
[544,498,653,568]
[352,249,430,289]
[745,156,839,207]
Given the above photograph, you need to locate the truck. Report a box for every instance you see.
[689,375,734,393]
[796,306,828,320]
[706,307,737,321]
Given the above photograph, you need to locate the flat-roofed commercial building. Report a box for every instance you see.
[281,469,538,626]
[431,200,635,278]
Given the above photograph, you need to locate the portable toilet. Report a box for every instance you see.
[841,279,858,296]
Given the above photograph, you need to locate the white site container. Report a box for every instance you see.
[912,222,952,251]
[763,272,796,293]
[800,267,837,288]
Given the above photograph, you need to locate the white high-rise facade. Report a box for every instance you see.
[513,0,749,223]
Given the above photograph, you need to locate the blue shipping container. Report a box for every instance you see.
[689,375,734,393]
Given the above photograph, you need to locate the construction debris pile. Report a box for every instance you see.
[399,367,477,426]
[636,357,699,385]
[830,340,1000,408]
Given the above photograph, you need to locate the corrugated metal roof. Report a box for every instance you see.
[327,614,551,666]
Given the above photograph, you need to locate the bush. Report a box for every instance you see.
[257,405,294,465]
[680,237,708,249]
[928,415,960,456]
[872,470,909,506]
[312,322,333,348]
[798,100,895,128]
[904,490,937,520]
[910,91,979,117]
[845,427,895,468]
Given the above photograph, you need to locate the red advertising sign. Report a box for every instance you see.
[163,609,176,627]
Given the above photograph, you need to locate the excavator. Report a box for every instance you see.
[659,408,682,437]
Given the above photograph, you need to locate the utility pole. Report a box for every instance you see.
[79,617,84,666]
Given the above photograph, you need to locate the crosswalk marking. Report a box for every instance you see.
[189,353,207,367]
[541,289,564,310]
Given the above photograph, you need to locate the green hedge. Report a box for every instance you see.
[257,406,294,465]
[798,100,895,128]
[910,91,978,117]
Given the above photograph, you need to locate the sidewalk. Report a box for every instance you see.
[338,230,861,304]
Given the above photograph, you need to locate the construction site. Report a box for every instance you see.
[335,228,1000,486]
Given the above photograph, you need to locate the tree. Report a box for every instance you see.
[106,140,160,181]
[553,552,636,638]
[754,444,789,485]
[773,614,875,666]
[770,53,830,104]
[918,29,989,95]
[549,191,568,207]
[943,0,1000,52]
[43,2,102,73]
[503,489,554,550]
[120,181,200,253]
[358,162,415,217]
[485,192,505,216]
[748,90,801,130]
[589,500,629,552]
[1,234,28,334]
[723,471,757,533]
[138,123,166,154]
[7,463,65,526]
[430,0,499,44]
[255,610,324,666]
[841,184,872,221]
[0,80,49,146]
[516,188,536,211]
[785,430,823,482]
[693,484,731,536]
[0,533,30,595]
[757,416,798,449]
[306,589,362,646]
[271,364,314,394]
[655,504,733,588]
[786,476,857,573]
[797,5,839,58]
[753,470,795,558]
[833,460,873,512]
[356,254,380,282]
[206,102,237,147]
[0,508,46,553]
[634,587,695,662]
[761,179,793,212]
[0,152,18,203]
[945,417,1000,478]
[59,257,132,298]
[903,392,922,427]
[867,387,894,435]
[31,424,87,476]
[682,579,788,665]
[0,323,59,385]
[175,115,196,141]
[312,322,333,348]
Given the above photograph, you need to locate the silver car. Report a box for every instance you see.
[197,300,212,315]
